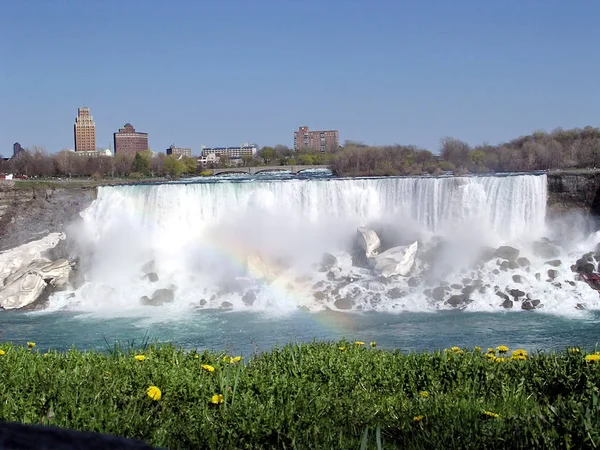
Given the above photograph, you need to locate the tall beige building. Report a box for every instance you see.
[74,107,96,152]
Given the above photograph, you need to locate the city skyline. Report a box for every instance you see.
[2,1,600,156]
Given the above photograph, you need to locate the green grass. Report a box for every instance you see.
[1,341,599,449]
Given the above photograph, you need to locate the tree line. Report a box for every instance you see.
[3,126,600,178]
[331,126,600,176]
[0,148,198,179]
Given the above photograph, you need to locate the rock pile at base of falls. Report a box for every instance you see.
[0,233,73,310]
[308,231,597,313]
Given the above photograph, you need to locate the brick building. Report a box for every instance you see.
[74,107,96,152]
[113,123,149,156]
[293,126,339,152]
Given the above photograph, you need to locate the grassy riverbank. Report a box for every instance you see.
[1,341,599,449]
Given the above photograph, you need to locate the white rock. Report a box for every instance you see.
[0,272,47,310]
[0,233,65,288]
[357,227,381,258]
[370,241,418,278]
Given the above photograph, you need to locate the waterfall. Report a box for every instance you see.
[85,174,548,243]
[52,173,599,316]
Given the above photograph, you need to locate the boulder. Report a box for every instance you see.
[242,290,257,306]
[521,300,541,311]
[0,232,66,287]
[547,269,558,280]
[387,287,405,299]
[545,260,561,267]
[370,241,418,278]
[0,272,47,310]
[0,258,71,310]
[431,286,445,301]
[512,275,526,284]
[356,227,381,258]
[517,257,531,267]
[407,277,420,287]
[532,240,560,259]
[143,272,159,283]
[509,289,525,298]
[500,298,513,309]
[495,246,519,261]
[221,301,233,309]
[334,297,353,310]
[140,288,175,306]
[313,291,326,301]
[445,294,471,308]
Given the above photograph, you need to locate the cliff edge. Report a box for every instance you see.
[0,182,96,251]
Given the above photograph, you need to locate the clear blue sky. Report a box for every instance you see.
[1,0,599,156]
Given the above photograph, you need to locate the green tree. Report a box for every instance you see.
[259,146,275,164]
[182,157,197,174]
[298,154,314,165]
[163,156,186,177]
[132,151,152,176]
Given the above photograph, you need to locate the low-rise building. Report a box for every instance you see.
[166,145,192,158]
[197,152,220,167]
[70,148,112,157]
[201,144,257,160]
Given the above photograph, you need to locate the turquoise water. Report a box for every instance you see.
[2,309,599,354]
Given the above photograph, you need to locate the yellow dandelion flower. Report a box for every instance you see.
[569,347,580,353]
[146,386,161,401]
[222,355,230,362]
[202,364,215,372]
[27,342,35,349]
[483,410,499,418]
[512,354,527,361]
[210,394,224,405]
[355,341,365,346]
[451,346,461,352]
[474,346,481,352]
[496,345,509,353]
[229,356,243,363]
[339,347,345,351]
[370,342,377,348]
[485,353,496,360]
[512,349,528,357]
[419,391,429,398]
[585,354,600,363]
[494,357,507,363]
[194,354,199,359]
[0,350,5,356]
[413,415,424,422]
[134,355,146,361]
[487,348,495,354]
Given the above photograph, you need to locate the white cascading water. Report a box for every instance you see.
[48,173,600,316]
